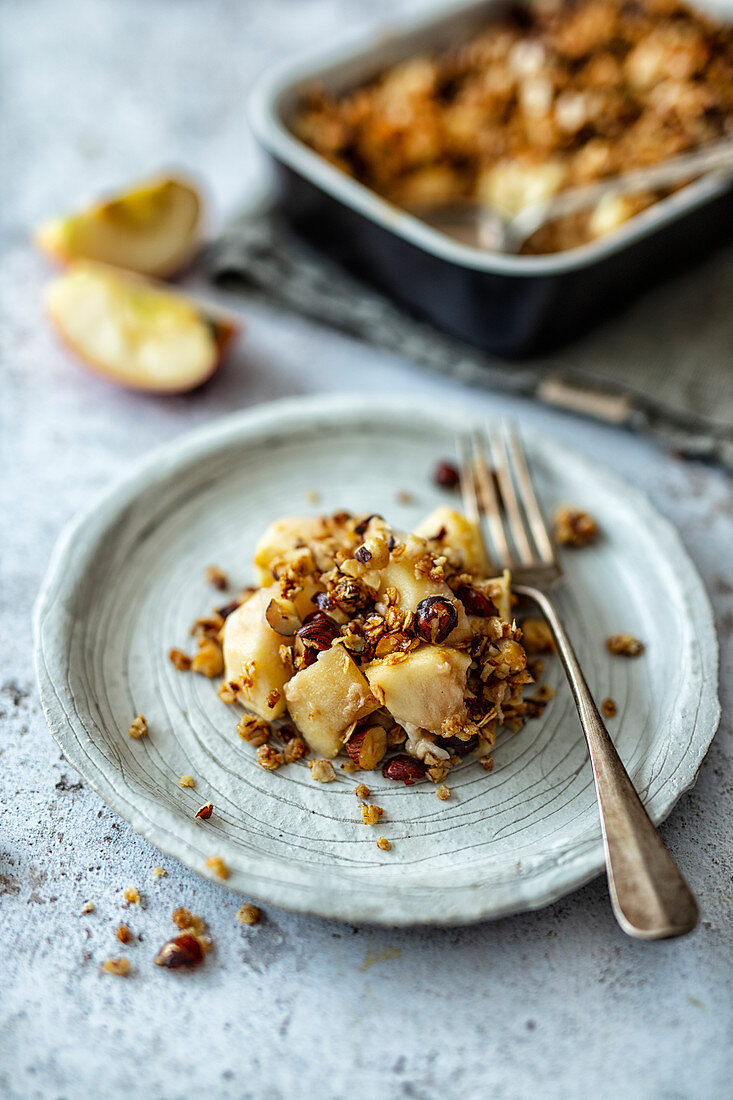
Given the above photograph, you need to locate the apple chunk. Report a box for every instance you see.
[365,646,471,737]
[413,507,488,575]
[253,516,325,587]
[284,646,379,758]
[35,176,201,278]
[222,588,291,720]
[46,262,237,393]
[377,560,470,644]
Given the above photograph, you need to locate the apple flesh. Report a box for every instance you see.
[413,507,488,575]
[284,646,379,758]
[222,587,292,720]
[365,646,471,737]
[46,262,237,393]
[35,176,201,278]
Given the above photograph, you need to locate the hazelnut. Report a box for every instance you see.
[433,460,460,489]
[381,754,427,785]
[265,596,301,637]
[414,596,458,644]
[297,611,340,652]
[456,585,498,618]
[194,803,214,820]
[154,933,204,969]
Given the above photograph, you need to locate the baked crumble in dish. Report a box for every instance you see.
[293,0,733,254]
[178,509,536,785]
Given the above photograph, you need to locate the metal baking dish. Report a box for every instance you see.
[249,0,733,358]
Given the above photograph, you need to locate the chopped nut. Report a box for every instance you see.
[154,933,203,969]
[396,490,413,504]
[127,714,148,740]
[602,697,618,718]
[433,460,460,489]
[101,957,130,977]
[521,618,556,654]
[309,759,336,783]
[236,903,261,925]
[257,744,285,770]
[376,837,392,851]
[354,783,371,798]
[191,638,224,678]
[480,755,494,772]
[151,866,167,878]
[360,804,384,826]
[237,713,271,746]
[116,924,132,944]
[436,784,451,801]
[607,633,644,657]
[80,901,95,915]
[195,802,214,820]
[554,506,599,547]
[179,775,196,789]
[172,907,206,935]
[123,886,141,907]
[169,647,192,671]
[266,688,281,710]
[283,736,308,764]
[206,565,229,591]
[205,856,230,880]
[217,679,241,704]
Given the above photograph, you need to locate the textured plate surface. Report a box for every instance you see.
[34,396,720,925]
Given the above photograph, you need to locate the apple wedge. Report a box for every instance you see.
[35,176,201,278]
[46,262,237,393]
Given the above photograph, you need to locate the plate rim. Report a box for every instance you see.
[34,394,721,925]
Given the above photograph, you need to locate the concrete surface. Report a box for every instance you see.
[1,1,731,1098]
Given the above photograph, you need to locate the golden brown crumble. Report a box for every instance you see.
[80,901,95,915]
[179,775,196,789]
[169,647,192,671]
[237,713,271,746]
[151,866,167,878]
[283,735,308,764]
[217,679,241,704]
[521,618,556,654]
[534,684,556,702]
[257,745,285,770]
[172,907,206,936]
[206,565,229,591]
[309,759,336,783]
[340,760,361,774]
[602,697,618,717]
[376,836,392,851]
[480,756,494,772]
[205,856,230,880]
[266,688,281,710]
[191,638,224,678]
[607,632,645,657]
[123,886,141,907]
[101,957,130,977]
[360,804,384,826]
[436,784,451,801]
[127,714,148,740]
[554,506,599,547]
[116,924,132,944]
[354,783,371,798]
[236,903,262,925]
[154,933,204,969]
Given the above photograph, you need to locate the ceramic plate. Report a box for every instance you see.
[34,396,720,925]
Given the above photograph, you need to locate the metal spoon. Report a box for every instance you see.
[406,139,733,254]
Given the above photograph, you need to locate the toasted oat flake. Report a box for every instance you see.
[237,713,271,746]
[206,565,229,591]
[436,784,451,801]
[217,679,241,704]
[480,756,494,772]
[152,866,167,878]
[169,647,192,671]
[376,837,391,851]
[607,633,644,657]
[257,744,285,770]
[172,907,206,936]
[116,924,132,944]
[191,638,224,678]
[360,804,384,826]
[80,901,95,915]
[123,886,141,907]
[354,783,371,798]
[205,855,230,880]
[101,957,130,977]
[179,775,196,789]
[602,697,618,718]
[309,759,336,783]
[340,760,360,774]
[236,903,261,925]
[127,714,147,740]
[554,506,599,547]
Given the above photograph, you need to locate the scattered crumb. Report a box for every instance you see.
[205,565,228,591]
[116,924,132,944]
[236,903,261,925]
[553,506,599,547]
[305,490,321,504]
[376,837,391,851]
[436,784,451,801]
[172,907,206,936]
[101,957,130,977]
[480,756,494,772]
[521,618,556,654]
[154,933,204,969]
[354,783,371,798]
[217,679,241,704]
[80,901,95,915]
[169,647,192,671]
[205,855,230,880]
[360,804,384,826]
[127,714,147,740]
[309,759,336,783]
[179,775,196,788]
[607,633,644,657]
[151,866,167,878]
[534,684,555,702]
[257,744,285,770]
[602,697,618,718]
[123,886,141,907]
[396,490,413,504]
[191,639,224,677]
[340,760,360,774]
[194,802,214,820]
[237,714,271,746]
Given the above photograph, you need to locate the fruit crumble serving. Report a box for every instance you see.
[175,508,536,785]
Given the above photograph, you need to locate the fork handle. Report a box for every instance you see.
[516,584,698,940]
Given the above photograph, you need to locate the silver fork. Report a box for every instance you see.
[458,425,698,940]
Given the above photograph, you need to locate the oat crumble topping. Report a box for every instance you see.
[236,903,262,925]
[205,856,230,880]
[80,901,95,914]
[309,759,336,783]
[116,924,132,944]
[123,886,141,907]
[360,804,384,826]
[602,697,618,717]
[151,866,167,878]
[127,714,148,740]
[354,783,371,798]
[554,506,599,547]
[169,647,192,671]
[607,632,645,656]
[179,775,196,788]
[376,837,392,851]
[101,957,130,977]
[206,565,229,591]
[436,784,451,801]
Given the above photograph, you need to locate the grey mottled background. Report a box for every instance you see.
[1,2,731,1098]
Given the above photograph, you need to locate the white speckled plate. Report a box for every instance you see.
[34,396,720,925]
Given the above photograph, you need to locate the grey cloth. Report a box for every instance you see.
[208,204,733,468]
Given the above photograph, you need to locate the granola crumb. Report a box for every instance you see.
[257,744,285,770]
[152,866,167,878]
[360,804,384,826]
[396,490,413,504]
[205,855,230,880]
[283,735,308,764]
[123,886,141,907]
[191,638,224,678]
[172,907,206,936]
[554,506,599,547]
[237,713,271,746]
[236,903,261,925]
[217,679,241,704]
[376,836,391,851]
[169,647,192,671]
[305,490,321,504]
[340,760,360,774]
[521,618,556,654]
[607,633,644,657]
[602,697,618,718]
[116,924,132,944]
[127,714,148,740]
[179,775,196,788]
[206,565,229,591]
[80,901,95,915]
[101,957,130,977]
[436,784,451,801]
[354,783,371,798]
[266,688,281,710]
[309,759,336,783]
[534,684,555,702]
[194,802,214,820]
[480,755,494,772]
